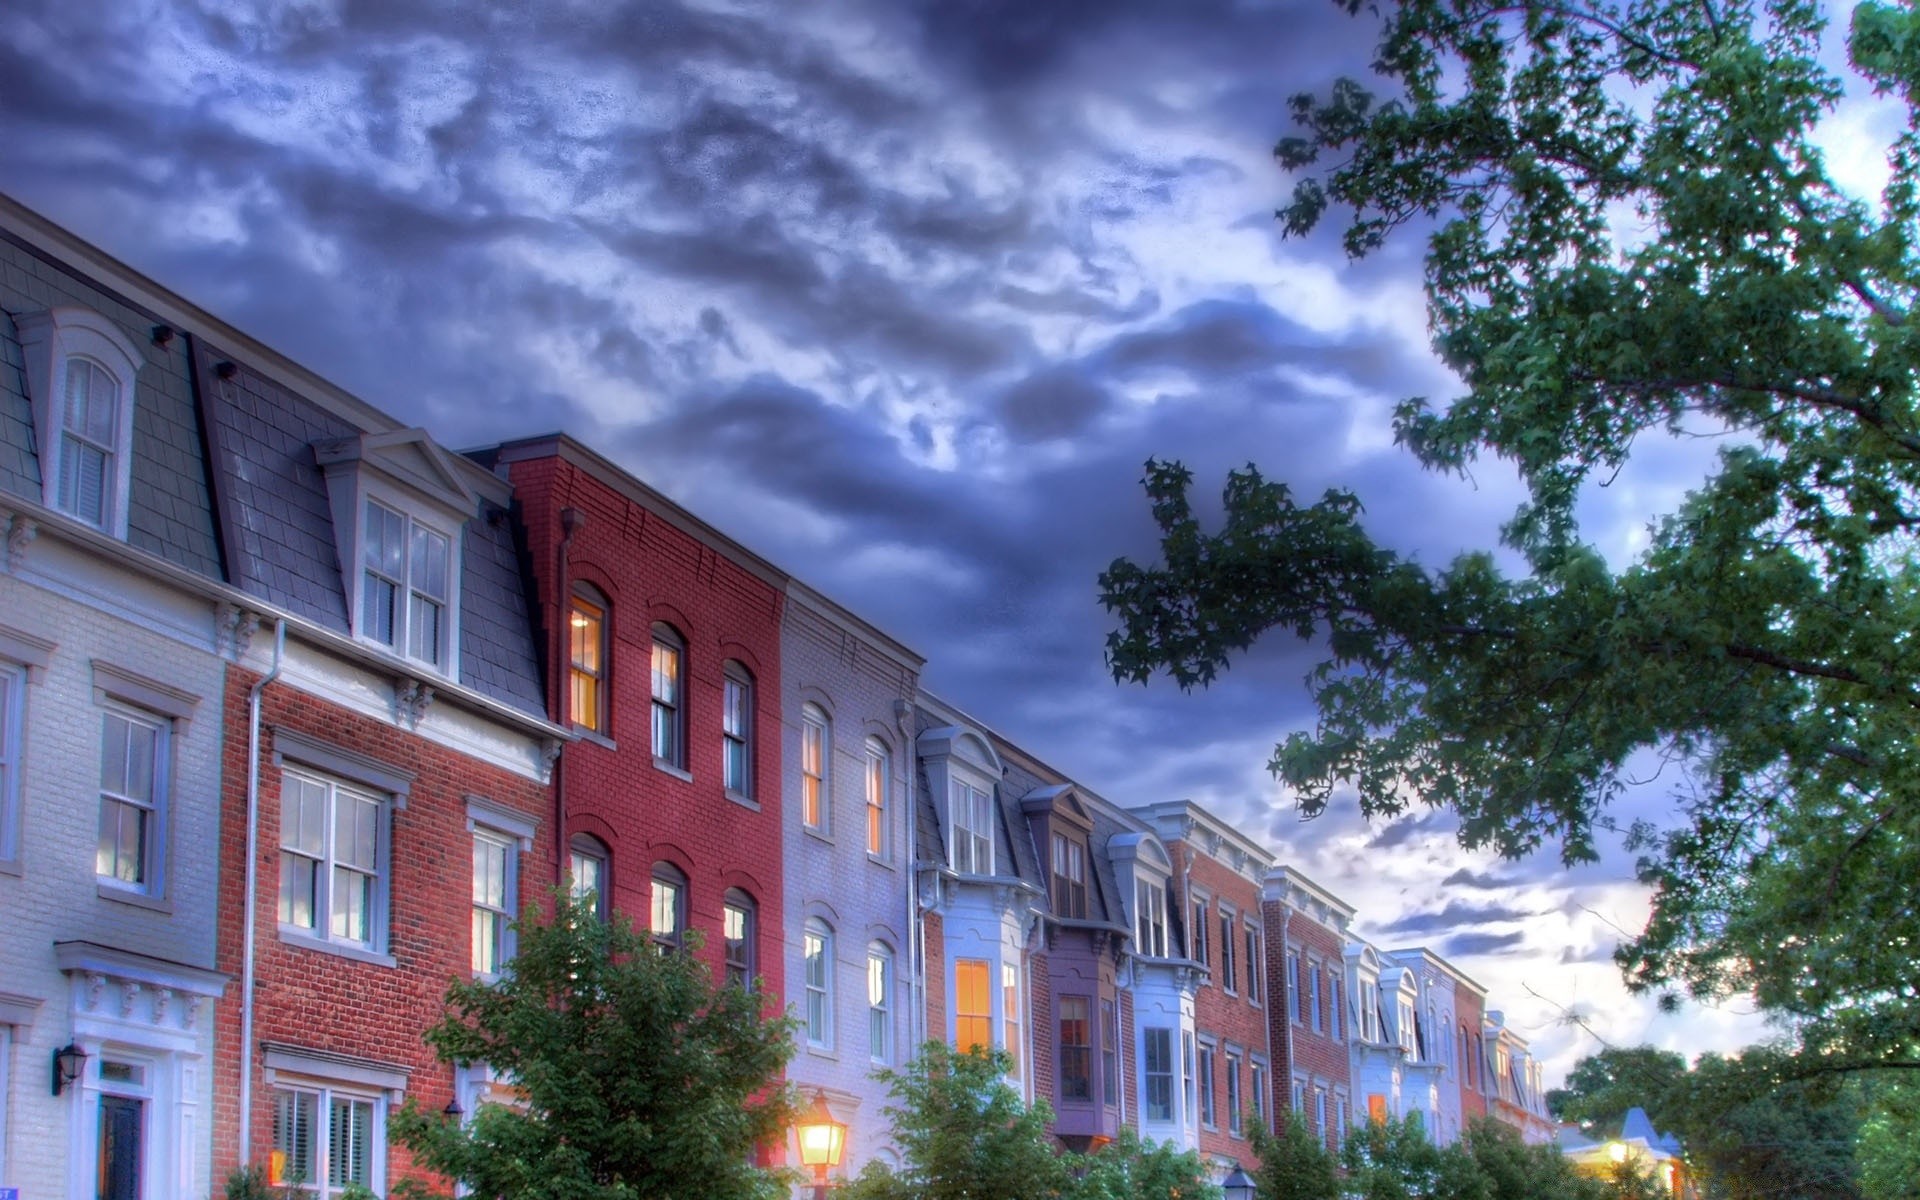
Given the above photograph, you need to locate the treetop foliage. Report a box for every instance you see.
[1101,0,1920,1075]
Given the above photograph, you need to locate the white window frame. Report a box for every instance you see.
[356,495,457,671]
[1309,958,1323,1032]
[1245,922,1263,1006]
[1003,960,1024,1086]
[650,863,687,951]
[95,702,171,901]
[650,625,686,770]
[1196,1038,1216,1129]
[277,765,395,964]
[722,663,753,799]
[1219,906,1237,994]
[568,587,608,735]
[864,737,890,860]
[1134,879,1167,957]
[465,798,532,979]
[804,919,834,1049]
[949,777,994,874]
[1226,1047,1244,1136]
[16,307,142,537]
[270,1081,386,1196]
[568,833,610,920]
[0,660,26,870]
[1143,1026,1174,1122]
[801,704,830,832]
[724,890,756,990]
[867,941,894,1064]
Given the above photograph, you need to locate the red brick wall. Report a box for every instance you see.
[506,452,786,1004]
[1172,845,1270,1164]
[923,912,946,1042]
[212,668,554,1190]
[1454,983,1488,1121]
[1263,898,1352,1151]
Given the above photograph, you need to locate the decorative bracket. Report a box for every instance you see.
[396,679,435,729]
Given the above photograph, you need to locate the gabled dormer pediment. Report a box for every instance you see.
[1021,783,1094,833]
[314,429,478,521]
[1107,831,1171,876]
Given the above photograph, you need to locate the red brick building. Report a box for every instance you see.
[192,349,563,1194]
[1264,865,1356,1153]
[1139,803,1274,1174]
[1454,973,1489,1123]
[481,435,787,1004]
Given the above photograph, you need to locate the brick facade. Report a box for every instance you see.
[1264,867,1356,1154]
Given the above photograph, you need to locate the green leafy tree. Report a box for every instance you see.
[1457,1117,1619,1200]
[1074,1128,1218,1200]
[388,893,796,1200]
[1248,1115,1340,1200]
[1855,1078,1920,1200]
[1546,1046,1689,1133]
[1101,0,1920,1075]
[837,1043,1072,1200]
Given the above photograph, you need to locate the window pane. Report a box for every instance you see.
[651,877,681,944]
[362,575,396,646]
[271,1090,317,1186]
[330,1097,373,1186]
[280,854,317,929]
[410,525,449,600]
[333,866,373,943]
[407,594,443,664]
[724,900,752,988]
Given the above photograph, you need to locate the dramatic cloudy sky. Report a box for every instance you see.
[17,0,1879,1086]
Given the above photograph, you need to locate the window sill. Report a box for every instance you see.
[725,789,760,812]
[0,855,20,878]
[865,852,896,871]
[805,1045,838,1062]
[572,726,616,751]
[651,758,692,783]
[803,826,834,846]
[279,928,398,968]
[98,881,172,912]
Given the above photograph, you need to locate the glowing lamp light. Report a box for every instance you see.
[796,1089,847,1200]
[1608,1140,1629,1164]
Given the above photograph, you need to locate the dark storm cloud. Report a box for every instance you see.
[1366,811,1454,851]
[1443,867,1511,890]
[1381,900,1542,936]
[1444,931,1529,957]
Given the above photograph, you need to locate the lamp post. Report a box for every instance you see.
[795,1089,847,1200]
[1221,1165,1257,1200]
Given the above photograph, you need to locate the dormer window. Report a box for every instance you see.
[1050,832,1086,918]
[951,779,994,874]
[917,723,1003,877]
[362,500,451,667]
[17,307,144,536]
[1135,879,1167,956]
[315,430,475,678]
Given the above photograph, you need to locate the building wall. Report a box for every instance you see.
[1454,981,1489,1123]
[499,445,787,1003]
[212,661,553,1193]
[780,590,920,1172]
[1265,893,1353,1153]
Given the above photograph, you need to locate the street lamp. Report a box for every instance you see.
[51,1043,88,1096]
[1608,1141,1629,1164]
[795,1089,847,1200]
[1221,1165,1257,1200]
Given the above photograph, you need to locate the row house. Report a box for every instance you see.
[0,194,563,1200]
[1135,803,1274,1174]
[0,194,1572,1195]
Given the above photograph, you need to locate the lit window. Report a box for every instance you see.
[802,705,830,832]
[650,626,685,768]
[361,499,451,668]
[1143,1028,1173,1121]
[805,920,834,1048]
[650,863,686,950]
[955,958,990,1052]
[724,890,755,989]
[1050,833,1086,919]
[1197,1042,1216,1128]
[568,834,609,920]
[1003,961,1023,1083]
[1226,1049,1243,1135]
[96,707,168,894]
[949,779,994,873]
[279,770,385,950]
[569,589,607,733]
[271,1086,380,1194]
[1059,996,1091,1101]
[723,663,753,797]
[1134,880,1167,957]
[864,737,890,859]
[471,829,515,976]
[868,942,894,1064]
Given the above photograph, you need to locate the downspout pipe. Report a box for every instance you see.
[239,616,286,1165]
[1281,908,1295,1120]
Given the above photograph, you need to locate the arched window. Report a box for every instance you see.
[804,918,834,1048]
[723,889,756,990]
[18,308,143,536]
[569,586,609,734]
[801,704,830,833]
[867,941,894,1064]
[722,662,754,798]
[864,737,890,859]
[568,834,610,920]
[650,862,687,950]
[650,624,685,768]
